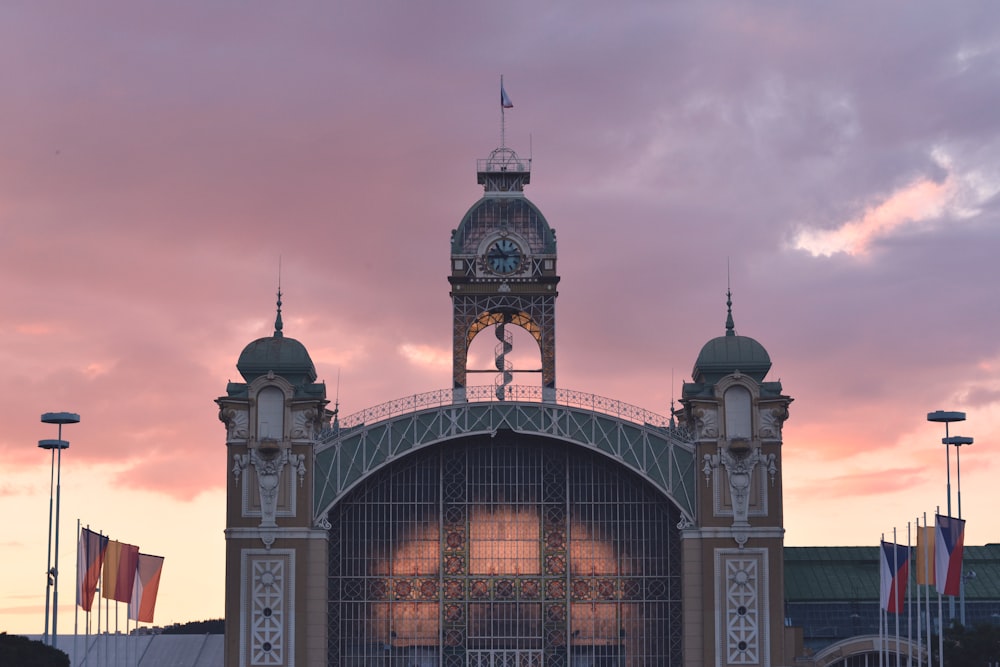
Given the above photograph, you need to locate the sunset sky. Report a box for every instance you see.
[3,2,999,635]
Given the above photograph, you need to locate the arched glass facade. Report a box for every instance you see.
[328,433,683,666]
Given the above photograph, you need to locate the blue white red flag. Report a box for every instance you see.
[129,553,165,623]
[880,540,910,613]
[501,80,513,109]
[76,527,109,610]
[935,514,966,596]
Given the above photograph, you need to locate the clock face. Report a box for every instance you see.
[487,238,522,274]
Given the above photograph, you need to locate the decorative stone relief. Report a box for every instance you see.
[693,406,719,439]
[233,444,306,548]
[718,552,766,666]
[290,407,324,439]
[703,445,778,547]
[219,408,250,441]
[758,406,789,440]
[241,550,294,667]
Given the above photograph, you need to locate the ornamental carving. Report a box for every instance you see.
[233,443,306,547]
[703,445,778,547]
[291,407,326,439]
[759,405,789,439]
[692,406,719,439]
[219,408,249,440]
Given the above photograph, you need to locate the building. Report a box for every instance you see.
[216,139,798,666]
[785,544,1000,666]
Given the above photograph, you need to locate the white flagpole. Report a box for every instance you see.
[894,527,901,667]
[500,74,506,148]
[880,534,885,667]
[907,521,913,666]
[74,519,80,663]
[96,530,103,667]
[936,507,944,667]
[915,516,922,667]
[924,512,932,666]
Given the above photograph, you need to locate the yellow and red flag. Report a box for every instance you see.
[102,540,140,602]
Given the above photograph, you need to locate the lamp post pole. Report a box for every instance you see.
[927,410,965,624]
[39,412,79,650]
[927,411,965,517]
[943,434,973,626]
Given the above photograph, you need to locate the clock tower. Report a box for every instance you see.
[449,145,559,402]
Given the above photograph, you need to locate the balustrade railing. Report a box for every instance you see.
[332,385,676,432]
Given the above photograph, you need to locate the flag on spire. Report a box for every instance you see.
[935,514,966,596]
[76,527,109,610]
[880,540,910,613]
[128,553,165,623]
[501,78,513,109]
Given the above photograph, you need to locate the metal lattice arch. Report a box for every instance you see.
[313,386,697,522]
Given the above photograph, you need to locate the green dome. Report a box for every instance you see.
[236,292,317,386]
[693,333,771,384]
[451,196,556,256]
[237,334,317,385]
[691,290,771,384]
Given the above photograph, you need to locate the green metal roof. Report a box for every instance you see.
[785,544,1000,602]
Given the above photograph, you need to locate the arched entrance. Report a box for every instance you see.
[326,433,684,666]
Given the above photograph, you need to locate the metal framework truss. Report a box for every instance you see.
[452,294,555,389]
[313,386,697,523]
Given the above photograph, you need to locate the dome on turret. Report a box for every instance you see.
[450,146,556,257]
[691,291,771,384]
[236,292,317,386]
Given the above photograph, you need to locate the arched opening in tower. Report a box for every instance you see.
[466,314,543,397]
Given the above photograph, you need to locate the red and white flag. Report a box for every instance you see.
[76,527,108,610]
[879,540,910,613]
[935,514,966,596]
[128,553,165,623]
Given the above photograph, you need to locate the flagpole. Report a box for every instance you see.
[96,529,102,667]
[907,521,913,666]
[500,74,506,148]
[924,512,932,667]
[915,516,922,667]
[83,529,90,667]
[880,534,885,667]
[894,527,900,667]
[74,519,79,664]
[936,507,943,667]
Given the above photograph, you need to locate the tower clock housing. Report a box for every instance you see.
[449,145,559,401]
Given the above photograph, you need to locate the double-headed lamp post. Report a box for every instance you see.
[927,410,965,517]
[943,433,973,627]
[39,411,79,649]
[927,410,973,626]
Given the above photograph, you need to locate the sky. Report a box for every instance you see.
[2,1,999,636]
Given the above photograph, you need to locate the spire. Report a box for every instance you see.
[725,288,735,337]
[274,289,284,338]
[274,258,284,337]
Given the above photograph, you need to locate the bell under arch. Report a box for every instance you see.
[326,433,684,666]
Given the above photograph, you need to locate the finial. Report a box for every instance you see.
[332,369,341,433]
[669,369,676,428]
[725,259,735,336]
[725,288,735,337]
[274,289,284,338]
[274,258,284,338]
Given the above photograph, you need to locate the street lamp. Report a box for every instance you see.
[39,411,79,649]
[927,410,965,624]
[926,411,966,517]
[943,434,973,626]
[942,435,973,520]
